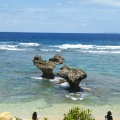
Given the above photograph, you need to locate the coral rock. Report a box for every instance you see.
[57,65,87,92]
[33,54,64,79]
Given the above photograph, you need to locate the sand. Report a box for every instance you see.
[1,101,120,120]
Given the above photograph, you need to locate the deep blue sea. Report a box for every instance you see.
[0,32,120,119]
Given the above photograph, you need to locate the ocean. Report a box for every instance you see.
[0,32,120,119]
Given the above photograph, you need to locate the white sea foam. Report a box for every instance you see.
[54,44,94,49]
[49,76,63,83]
[56,50,61,52]
[19,42,40,46]
[53,44,120,54]
[66,92,85,101]
[82,50,120,54]
[53,44,120,50]
[41,49,49,52]
[0,45,23,51]
[82,50,109,53]
[111,51,120,54]
[31,76,43,80]
[41,49,61,52]
[96,45,120,50]
[61,82,69,87]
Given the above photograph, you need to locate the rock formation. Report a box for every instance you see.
[57,65,87,92]
[33,54,64,79]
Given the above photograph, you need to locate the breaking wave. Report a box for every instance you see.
[0,42,40,51]
[0,45,24,51]
[53,44,120,50]
[53,44,94,49]
[53,44,120,54]
[41,49,61,52]
[19,42,40,46]
[1,42,120,54]
[82,50,120,54]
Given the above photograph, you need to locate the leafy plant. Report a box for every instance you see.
[44,117,48,120]
[15,117,22,120]
[63,107,95,120]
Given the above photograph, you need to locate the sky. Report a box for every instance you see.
[0,0,120,33]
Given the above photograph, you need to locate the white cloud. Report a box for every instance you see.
[66,0,120,7]
[90,0,120,6]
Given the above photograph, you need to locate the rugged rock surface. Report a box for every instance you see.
[49,54,64,64]
[57,65,87,92]
[33,54,64,79]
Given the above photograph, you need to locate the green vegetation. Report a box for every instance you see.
[63,107,95,120]
[44,117,48,120]
[15,117,22,120]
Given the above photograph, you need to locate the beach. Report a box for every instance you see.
[0,101,120,120]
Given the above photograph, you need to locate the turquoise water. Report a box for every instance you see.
[0,32,120,119]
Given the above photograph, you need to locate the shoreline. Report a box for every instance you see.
[1,102,120,120]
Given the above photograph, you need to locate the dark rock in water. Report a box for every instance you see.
[32,54,64,79]
[57,65,87,92]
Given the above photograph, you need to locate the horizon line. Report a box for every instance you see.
[0,31,120,34]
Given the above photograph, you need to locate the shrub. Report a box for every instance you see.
[44,117,48,120]
[63,107,95,120]
[15,117,22,120]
